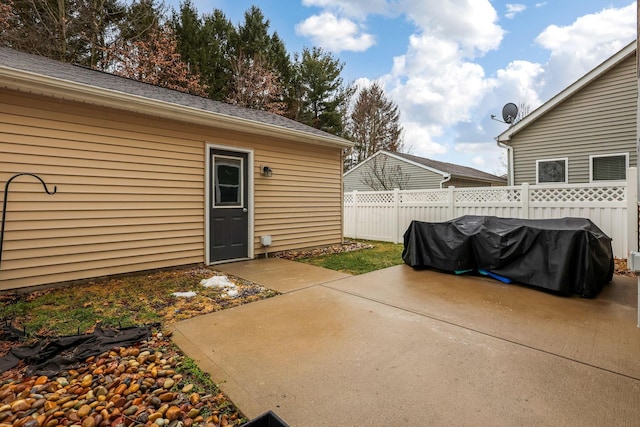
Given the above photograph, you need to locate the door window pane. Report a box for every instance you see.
[215,157,242,206]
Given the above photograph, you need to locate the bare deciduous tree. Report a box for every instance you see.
[0,0,129,66]
[346,82,403,171]
[0,0,15,35]
[102,24,208,96]
[360,154,410,191]
[225,54,287,115]
[513,101,531,124]
[495,150,508,177]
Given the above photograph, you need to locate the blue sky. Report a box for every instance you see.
[166,0,637,174]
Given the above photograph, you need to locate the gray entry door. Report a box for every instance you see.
[210,149,249,262]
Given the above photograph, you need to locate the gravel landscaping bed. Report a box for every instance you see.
[270,240,374,260]
[0,330,245,427]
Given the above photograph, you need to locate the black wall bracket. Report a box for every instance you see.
[0,173,57,271]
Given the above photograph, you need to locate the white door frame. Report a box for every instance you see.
[205,143,254,264]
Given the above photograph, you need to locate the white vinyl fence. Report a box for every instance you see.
[344,168,638,259]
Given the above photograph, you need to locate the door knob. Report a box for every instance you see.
[243,208,248,213]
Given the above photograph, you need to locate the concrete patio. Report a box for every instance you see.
[170,258,640,426]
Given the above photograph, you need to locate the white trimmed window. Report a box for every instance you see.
[536,158,568,184]
[590,153,628,182]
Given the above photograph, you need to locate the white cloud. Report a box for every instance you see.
[448,2,634,172]
[297,1,636,174]
[505,4,526,19]
[389,34,493,136]
[301,0,391,17]
[399,0,504,56]
[535,2,636,97]
[295,13,376,52]
[450,142,505,174]
[402,121,447,157]
[471,156,486,168]
[375,0,503,167]
[302,0,504,56]
[454,143,488,153]
[434,58,544,172]
[494,60,545,108]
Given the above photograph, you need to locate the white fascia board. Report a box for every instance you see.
[0,66,354,150]
[496,41,636,144]
[383,151,448,177]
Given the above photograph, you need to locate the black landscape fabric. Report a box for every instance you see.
[402,215,614,298]
[0,323,153,376]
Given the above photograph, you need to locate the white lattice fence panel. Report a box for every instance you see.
[356,192,396,205]
[455,188,521,204]
[400,190,448,204]
[343,193,354,205]
[530,185,626,204]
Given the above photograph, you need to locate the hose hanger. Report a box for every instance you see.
[0,173,57,270]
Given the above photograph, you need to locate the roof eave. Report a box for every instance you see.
[496,40,636,144]
[383,151,449,176]
[451,174,506,183]
[0,66,354,149]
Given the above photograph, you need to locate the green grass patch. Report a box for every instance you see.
[177,354,220,394]
[299,240,404,274]
[0,266,271,337]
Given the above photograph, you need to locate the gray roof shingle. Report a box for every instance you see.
[390,151,506,183]
[0,47,349,145]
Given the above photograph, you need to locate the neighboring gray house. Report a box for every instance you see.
[496,41,637,185]
[343,150,506,192]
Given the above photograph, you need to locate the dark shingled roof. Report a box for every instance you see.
[389,151,506,183]
[0,47,349,145]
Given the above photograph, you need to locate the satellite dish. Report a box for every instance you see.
[502,103,518,124]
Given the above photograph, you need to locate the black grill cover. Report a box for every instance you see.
[402,216,614,298]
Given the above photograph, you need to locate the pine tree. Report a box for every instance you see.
[118,0,164,43]
[293,47,349,135]
[172,0,203,69]
[172,3,237,101]
[235,6,271,59]
[233,6,292,107]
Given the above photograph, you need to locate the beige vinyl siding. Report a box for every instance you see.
[252,140,343,252]
[510,53,637,185]
[344,153,445,191]
[0,88,344,290]
[0,90,204,290]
